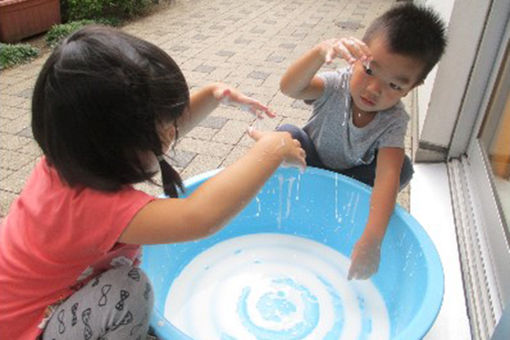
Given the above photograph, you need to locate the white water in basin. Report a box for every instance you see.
[164,233,389,340]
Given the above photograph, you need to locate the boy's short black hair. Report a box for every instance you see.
[363,3,447,83]
[32,25,189,196]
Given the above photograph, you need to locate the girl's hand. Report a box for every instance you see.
[213,85,276,119]
[248,128,306,172]
[318,37,372,65]
[347,232,381,280]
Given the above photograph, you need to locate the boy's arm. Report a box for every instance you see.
[177,83,273,136]
[280,38,372,100]
[348,147,404,280]
[279,45,326,100]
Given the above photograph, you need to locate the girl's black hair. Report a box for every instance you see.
[363,3,447,83]
[32,25,189,197]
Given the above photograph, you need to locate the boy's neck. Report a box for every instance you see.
[351,104,377,128]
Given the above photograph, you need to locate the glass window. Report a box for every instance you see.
[479,45,510,229]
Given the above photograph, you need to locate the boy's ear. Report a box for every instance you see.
[403,79,424,97]
[415,79,424,87]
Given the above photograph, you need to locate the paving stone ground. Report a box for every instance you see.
[0,0,410,217]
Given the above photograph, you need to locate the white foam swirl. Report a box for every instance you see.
[164,233,389,340]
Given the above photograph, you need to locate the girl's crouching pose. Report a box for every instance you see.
[0,25,305,340]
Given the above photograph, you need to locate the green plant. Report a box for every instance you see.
[62,0,153,22]
[0,43,39,69]
[45,19,119,47]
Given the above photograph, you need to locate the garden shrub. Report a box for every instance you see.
[62,0,153,22]
[45,19,118,47]
[0,43,39,70]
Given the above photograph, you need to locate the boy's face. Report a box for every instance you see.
[349,33,425,114]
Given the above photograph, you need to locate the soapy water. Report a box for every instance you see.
[164,233,389,340]
[336,65,352,127]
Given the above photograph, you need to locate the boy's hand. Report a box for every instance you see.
[214,86,276,119]
[319,37,372,65]
[248,128,306,172]
[347,232,381,280]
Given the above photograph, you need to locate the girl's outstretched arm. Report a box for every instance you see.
[177,83,273,136]
[119,129,306,245]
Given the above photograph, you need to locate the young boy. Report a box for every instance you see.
[278,4,446,280]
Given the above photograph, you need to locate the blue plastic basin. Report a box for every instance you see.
[141,167,443,340]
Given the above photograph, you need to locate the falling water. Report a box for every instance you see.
[285,177,296,218]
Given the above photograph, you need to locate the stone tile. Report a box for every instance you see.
[198,115,228,129]
[17,126,33,138]
[1,159,37,194]
[193,64,216,73]
[266,54,286,63]
[0,134,31,150]
[250,115,283,132]
[169,45,190,53]
[192,34,210,41]
[0,149,35,170]
[216,50,235,57]
[279,43,297,50]
[213,120,249,144]
[17,142,42,156]
[250,27,266,34]
[239,133,256,147]
[176,137,232,158]
[278,117,308,129]
[0,95,25,108]
[186,126,218,141]
[0,74,25,87]
[15,87,34,99]
[2,114,30,134]
[168,149,196,168]
[221,144,250,168]
[0,118,10,129]
[181,154,223,180]
[234,37,252,45]
[0,167,14,180]
[0,106,29,121]
[248,71,270,81]
[210,24,227,31]
[0,190,18,217]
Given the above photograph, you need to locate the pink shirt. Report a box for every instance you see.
[0,158,154,339]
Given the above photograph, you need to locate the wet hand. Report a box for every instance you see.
[248,128,307,172]
[319,37,372,65]
[214,86,276,119]
[347,234,381,280]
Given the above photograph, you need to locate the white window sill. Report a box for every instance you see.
[410,163,471,339]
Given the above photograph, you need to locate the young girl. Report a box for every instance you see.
[0,26,306,340]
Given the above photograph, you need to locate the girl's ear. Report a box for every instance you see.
[158,122,177,153]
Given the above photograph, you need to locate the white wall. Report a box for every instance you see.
[416,0,454,136]
[414,0,491,161]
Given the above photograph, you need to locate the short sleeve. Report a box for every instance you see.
[26,183,155,262]
[377,114,409,149]
[313,71,344,107]
[94,188,155,252]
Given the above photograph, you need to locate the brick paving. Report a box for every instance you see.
[0,0,410,217]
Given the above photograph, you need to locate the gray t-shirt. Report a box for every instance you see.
[303,67,409,170]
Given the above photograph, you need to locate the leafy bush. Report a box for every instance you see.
[45,19,119,47]
[0,43,39,69]
[62,0,153,22]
